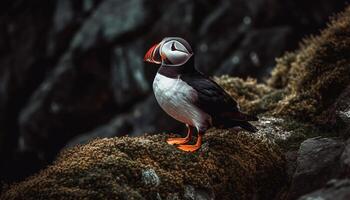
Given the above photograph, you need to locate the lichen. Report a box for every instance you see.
[1,129,286,200]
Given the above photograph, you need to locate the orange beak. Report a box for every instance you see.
[144,43,161,64]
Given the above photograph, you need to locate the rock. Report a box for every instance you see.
[319,84,350,127]
[142,169,161,187]
[298,179,350,200]
[18,53,116,159]
[0,1,56,183]
[111,40,150,107]
[70,0,150,51]
[1,129,286,200]
[288,137,345,199]
[47,0,98,57]
[340,139,350,176]
[216,27,292,79]
[195,0,249,74]
[18,0,153,160]
[184,185,214,200]
[195,0,346,78]
[148,0,193,40]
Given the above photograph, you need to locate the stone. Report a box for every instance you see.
[340,138,350,176]
[288,137,345,199]
[298,179,350,200]
[216,27,292,79]
[18,53,115,159]
[111,41,150,107]
[70,0,149,51]
[142,169,161,187]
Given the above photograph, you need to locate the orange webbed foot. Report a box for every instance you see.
[177,132,202,152]
[167,124,193,145]
[166,137,191,145]
[177,144,201,152]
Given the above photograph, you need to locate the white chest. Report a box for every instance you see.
[152,73,211,130]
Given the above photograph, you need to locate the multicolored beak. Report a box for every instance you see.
[144,43,162,64]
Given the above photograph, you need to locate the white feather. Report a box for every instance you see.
[153,73,211,131]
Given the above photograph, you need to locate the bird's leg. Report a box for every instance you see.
[167,124,193,145]
[177,131,203,152]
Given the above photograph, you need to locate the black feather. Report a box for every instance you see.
[158,56,259,129]
[237,121,258,133]
[180,70,259,124]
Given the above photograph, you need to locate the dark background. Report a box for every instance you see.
[0,0,348,187]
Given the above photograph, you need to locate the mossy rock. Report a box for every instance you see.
[216,6,350,125]
[269,6,350,122]
[1,129,286,200]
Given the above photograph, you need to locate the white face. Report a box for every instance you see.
[160,39,193,66]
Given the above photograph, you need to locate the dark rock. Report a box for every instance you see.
[18,53,116,159]
[47,0,99,57]
[288,137,345,199]
[148,0,193,40]
[285,150,298,178]
[184,185,214,200]
[298,179,350,200]
[340,139,350,176]
[0,1,56,183]
[194,0,346,78]
[195,0,252,75]
[70,0,150,51]
[111,40,150,107]
[319,84,350,128]
[18,0,153,160]
[215,27,292,79]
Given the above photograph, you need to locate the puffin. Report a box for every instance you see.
[144,37,258,152]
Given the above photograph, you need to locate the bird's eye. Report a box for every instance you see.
[171,42,176,51]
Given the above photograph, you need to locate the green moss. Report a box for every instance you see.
[1,130,286,200]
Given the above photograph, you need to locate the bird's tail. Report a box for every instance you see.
[238,121,258,133]
[222,111,258,121]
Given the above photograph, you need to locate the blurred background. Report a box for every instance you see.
[0,0,349,186]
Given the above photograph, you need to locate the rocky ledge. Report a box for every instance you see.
[1,130,285,200]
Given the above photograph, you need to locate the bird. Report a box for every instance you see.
[144,37,258,152]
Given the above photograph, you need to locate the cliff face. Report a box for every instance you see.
[2,5,350,200]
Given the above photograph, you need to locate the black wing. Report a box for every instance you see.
[180,72,242,119]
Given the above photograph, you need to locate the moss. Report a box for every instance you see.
[272,119,339,152]
[214,76,274,115]
[209,6,350,152]
[1,129,286,200]
[269,6,350,122]
[216,6,350,126]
